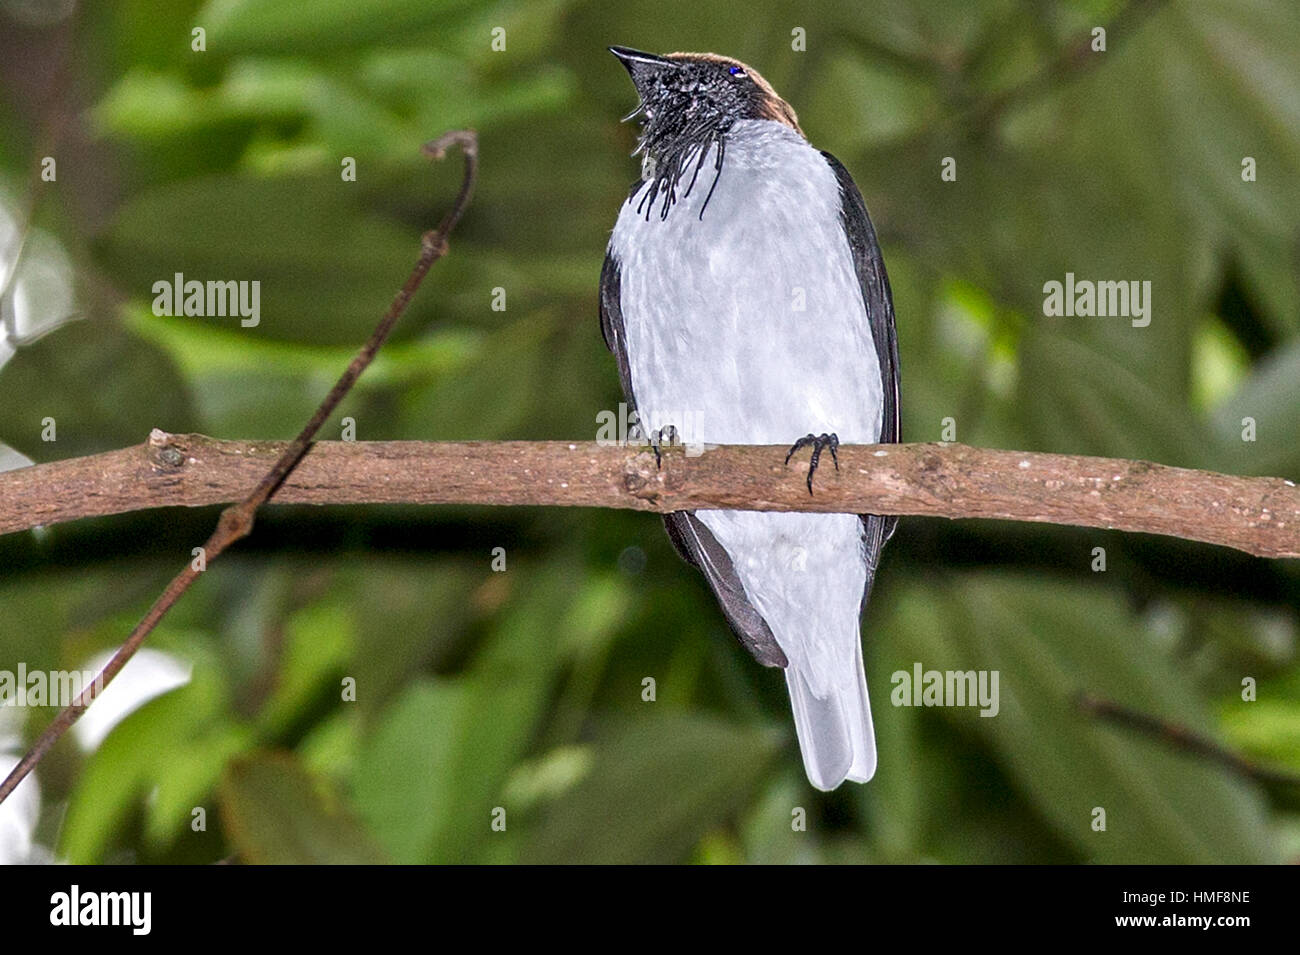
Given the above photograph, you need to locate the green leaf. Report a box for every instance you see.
[0,320,196,460]
[519,712,782,864]
[398,314,560,439]
[219,751,388,863]
[96,174,436,346]
[60,667,228,864]
[350,568,572,862]
[1018,330,1210,468]
[1219,699,1300,770]
[199,0,483,54]
[884,575,1275,864]
[257,599,354,738]
[145,723,253,848]
[1210,340,1300,476]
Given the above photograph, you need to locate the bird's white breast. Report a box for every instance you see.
[607,119,880,692]
[608,119,882,446]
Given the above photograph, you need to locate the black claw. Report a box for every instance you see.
[784,432,840,495]
[784,433,814,466]
[649,424,679,470]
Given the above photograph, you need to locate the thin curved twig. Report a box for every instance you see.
[0,130,479,807]
[1077,692,1300,788]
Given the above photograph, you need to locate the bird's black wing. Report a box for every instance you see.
[661,510,789,668]
[598,246,636,402]
[821,151,901,606]
[599,220,789,669]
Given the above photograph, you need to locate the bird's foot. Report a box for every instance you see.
[784,432,839,495]
[649,424,680,469]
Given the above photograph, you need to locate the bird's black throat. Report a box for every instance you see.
[628,103,732,223]
[612,49,780,222]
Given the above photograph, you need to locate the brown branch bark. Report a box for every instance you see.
[3,433,1297,558]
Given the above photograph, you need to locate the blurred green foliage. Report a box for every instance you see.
[1,0,1298,863]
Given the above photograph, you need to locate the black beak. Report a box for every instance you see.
[608,46,671,70]
[608,46,671,97]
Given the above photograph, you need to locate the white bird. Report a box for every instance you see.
[600,48,901,789]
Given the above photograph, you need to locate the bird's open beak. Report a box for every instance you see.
[608,46,672,101]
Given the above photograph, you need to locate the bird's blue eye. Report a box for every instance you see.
[729,66,744,76]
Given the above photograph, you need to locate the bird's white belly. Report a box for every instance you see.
[609,119,882,447]
[608,120,879,687]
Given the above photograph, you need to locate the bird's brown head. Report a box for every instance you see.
[609,47,801,162]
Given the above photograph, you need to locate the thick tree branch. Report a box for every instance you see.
[3,433,1297,559]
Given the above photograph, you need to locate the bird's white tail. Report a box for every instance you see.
[692,509,879,790]
[784,637,876,790]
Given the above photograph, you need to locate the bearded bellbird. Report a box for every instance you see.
[600,47,900,790]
